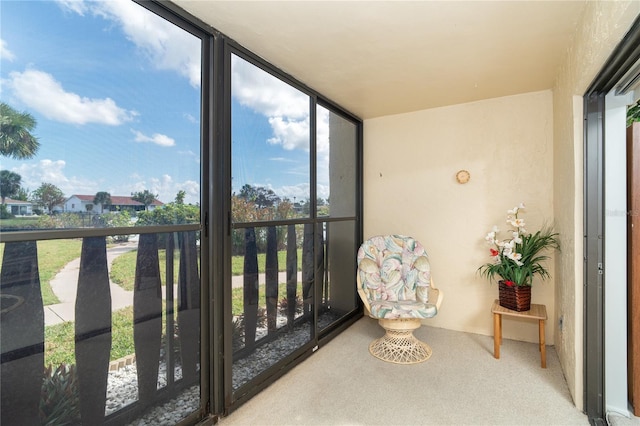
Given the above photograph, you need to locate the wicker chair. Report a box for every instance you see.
[357,235,443,364]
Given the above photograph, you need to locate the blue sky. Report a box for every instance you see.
[232,54,329,203]
[1,0,330,206]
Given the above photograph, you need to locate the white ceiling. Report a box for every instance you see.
[172,1,586,119]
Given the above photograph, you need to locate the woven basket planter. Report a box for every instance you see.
[498,280,531,311]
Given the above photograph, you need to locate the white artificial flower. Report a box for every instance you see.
[507,251,522,261]
[485,231,496,243]
[509,218,526,228]
[507,252,524,266]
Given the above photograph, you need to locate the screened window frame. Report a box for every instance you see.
[0,0,364,421]
[0,1,213,424]
[221,41,363,412]
[0,0,211,244]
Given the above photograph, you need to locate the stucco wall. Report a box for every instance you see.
[552,0,640,411]
[361,1,639,413]
[363,90,555,344]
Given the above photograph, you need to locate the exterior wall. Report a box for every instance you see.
[64,196,92,213]
[552,0,640,411]
[364,90,555,344]
[6,202,33,216]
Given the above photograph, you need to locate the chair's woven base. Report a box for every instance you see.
[369,318,432,364]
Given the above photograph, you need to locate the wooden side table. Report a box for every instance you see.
[491,299,547,368]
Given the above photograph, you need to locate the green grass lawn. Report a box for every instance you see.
[45,306,135,367]
[0,216,41,230]
[110,249,182,292]
[44,283,302,366]
[230,249,302,275]
[110,248,304,316]
[231,282,304,316]
[27,242,304,365]
[111,248,303,291]
[0,239,82,305]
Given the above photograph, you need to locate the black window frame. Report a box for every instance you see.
[221,42,363,414]
[0,0,364,422]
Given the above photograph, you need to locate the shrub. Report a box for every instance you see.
[136,203,199,226]
[37,213,82,229]
[278,296,303,316]
[0,204,12,219]
[93,211,132,242]
[40,363,80,426]
[231,308,267,351]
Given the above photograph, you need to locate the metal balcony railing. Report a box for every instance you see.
[0,231,200,425]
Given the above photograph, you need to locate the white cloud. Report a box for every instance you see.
[59,0,201,88]
[316,107,330,155]
[232,55,310,151]
[179,150,200,164]
[56,0,88,16]
[12,159,98,196]
[275,182,328,202]
[7,69,137,125]
[316,107,330,186]
[232,56,308,118]
[0,39,15,62]
[132,129,175,147]
[129,174,199,205]
[231,56,336,201]
[183,113,198,124]
[269,157,296,163]
[317,184,329,201]
[267,116,310,150]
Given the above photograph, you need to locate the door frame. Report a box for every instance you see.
[583,17,640,425]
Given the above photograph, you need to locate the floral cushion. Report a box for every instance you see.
[369,300,437,319]
[357,235,437,319]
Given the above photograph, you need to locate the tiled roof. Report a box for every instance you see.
[74,194,95,202]
[4,198,32,205]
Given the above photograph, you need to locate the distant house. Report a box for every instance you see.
[63,195,163,214]
[3,198,34,216]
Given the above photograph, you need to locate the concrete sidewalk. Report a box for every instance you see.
[44,242,304,326]
[44,242,137,326]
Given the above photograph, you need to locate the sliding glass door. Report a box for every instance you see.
[229,53,315,396]
[227,52,361,409]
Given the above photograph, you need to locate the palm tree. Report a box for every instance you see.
[0,103,40,160]
[0,170,22,204]
[93,191,112,213]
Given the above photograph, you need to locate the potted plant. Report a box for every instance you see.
[478,203,560,311]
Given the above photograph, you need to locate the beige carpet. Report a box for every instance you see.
[218,317,588,426]
[608,412,640,426]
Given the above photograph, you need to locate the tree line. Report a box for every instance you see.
[0,171,164,218]
[0,101,330,230]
